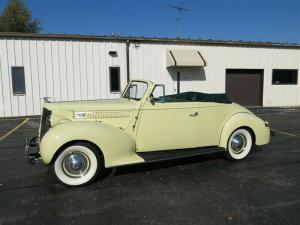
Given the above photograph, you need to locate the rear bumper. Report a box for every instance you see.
[24,136,40,164]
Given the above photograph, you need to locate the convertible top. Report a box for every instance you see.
[158,92,232,104]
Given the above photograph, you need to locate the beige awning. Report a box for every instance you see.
[166,50,206,68]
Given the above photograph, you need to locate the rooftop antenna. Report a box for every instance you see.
[170,5,190,38]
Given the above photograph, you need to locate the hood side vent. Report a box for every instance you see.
[86,111,131,119]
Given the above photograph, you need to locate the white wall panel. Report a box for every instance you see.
[65,41,75,101]
[6,40,19,116]
[58,41,68,101]
[130,42,300,107]
[86,41,95,99]
[51,41,62,102]
[99,42,108,99]
[14,39,27,116]
[0,40,12,116]
[92,42,100,99]
[43,40,55,102]
[106,41,123,99]
[79,42,88,100]
[0,40,5,117]
[22,40,34,115]
[72,41,82,100]
[1,36,300,117]
[29,40,42,115]
[36,41,48,104]
[118,42,127,93]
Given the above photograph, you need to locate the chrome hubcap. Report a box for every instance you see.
[63,152,90,178]
[231,134,246,154]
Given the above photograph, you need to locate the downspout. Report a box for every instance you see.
[126,40,130,82]
[177,71,180,94]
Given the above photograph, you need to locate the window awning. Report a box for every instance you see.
[166,50,206,68]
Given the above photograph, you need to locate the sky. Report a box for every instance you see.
[0,0,299,43]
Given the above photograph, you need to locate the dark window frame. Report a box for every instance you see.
[11,66,26,95]
[272,69,298,85]
[109,67,121,93]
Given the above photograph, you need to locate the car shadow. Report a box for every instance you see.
[101,152,225,179]
[98,145,267,181]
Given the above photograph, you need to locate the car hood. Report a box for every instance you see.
[43,98,140,111]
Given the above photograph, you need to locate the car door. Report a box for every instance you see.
[135,100,200,152]
[194,102,234,147]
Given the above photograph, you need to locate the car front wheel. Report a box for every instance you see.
[226,128,253,161]
[54,143,102,186]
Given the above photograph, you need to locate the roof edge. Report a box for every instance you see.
[0,32,299,49]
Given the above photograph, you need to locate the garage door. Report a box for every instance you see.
[226,69,263,106]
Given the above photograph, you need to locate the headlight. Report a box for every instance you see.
[74,112,87,119]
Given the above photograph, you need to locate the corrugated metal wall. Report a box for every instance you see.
[0,37,300,117]
[0,38,127,117]
[130,43,300,106]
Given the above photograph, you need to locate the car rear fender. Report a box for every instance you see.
[219,112,270,148]
[39,121,144,167]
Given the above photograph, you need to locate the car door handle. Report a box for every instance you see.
[189,112,198,117]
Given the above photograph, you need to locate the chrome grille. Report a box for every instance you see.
[40,108,51,140]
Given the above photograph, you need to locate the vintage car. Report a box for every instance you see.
[25,80,270,186]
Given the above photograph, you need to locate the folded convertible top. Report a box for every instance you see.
[159,92,232,104]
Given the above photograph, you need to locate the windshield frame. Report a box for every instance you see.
[150,84,166,102]
[121,80,149,101]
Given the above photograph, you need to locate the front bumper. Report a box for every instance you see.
[25,136,41,164]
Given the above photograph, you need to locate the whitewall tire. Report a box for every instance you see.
[54,143,102,186]
[226,128,253,161]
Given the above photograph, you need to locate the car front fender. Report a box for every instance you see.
[219,112,270,149]
[39,121,144,167]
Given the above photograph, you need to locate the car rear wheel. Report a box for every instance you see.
[54,143,102,186]
[226,128,253,161]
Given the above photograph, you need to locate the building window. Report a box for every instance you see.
[272,69,298,85]
[109,67,120,92]
[11,67,26,95]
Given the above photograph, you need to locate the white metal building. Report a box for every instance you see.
[0,33,300,117]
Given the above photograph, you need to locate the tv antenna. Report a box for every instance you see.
[170,5,190,38]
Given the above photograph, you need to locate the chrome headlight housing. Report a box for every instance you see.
[74,112,87,119]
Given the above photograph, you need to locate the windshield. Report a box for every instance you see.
[122,81,148,100]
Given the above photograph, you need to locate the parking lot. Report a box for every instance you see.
[0,107,299,225]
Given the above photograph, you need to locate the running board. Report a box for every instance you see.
[137,146,225,163]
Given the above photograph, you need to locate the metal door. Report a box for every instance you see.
[226,69,264,106]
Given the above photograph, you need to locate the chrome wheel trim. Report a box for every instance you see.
[227,129,253,160]
[54,145,99,186]
[62,152,90,178]
[230,134,246,154]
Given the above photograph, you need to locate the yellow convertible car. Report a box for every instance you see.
[25,80,270,186]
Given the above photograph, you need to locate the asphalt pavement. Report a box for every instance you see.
[0,107,299,225]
